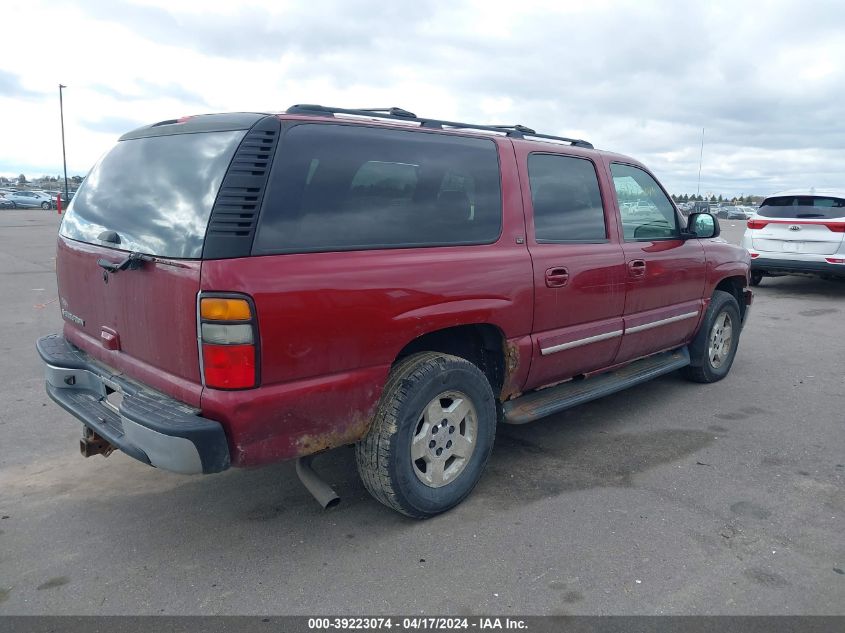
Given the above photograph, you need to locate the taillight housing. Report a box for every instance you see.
[747,219,768,230]
[824,222,845,233]
[198,294,259,389]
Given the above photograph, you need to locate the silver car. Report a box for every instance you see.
[1,191,53,209]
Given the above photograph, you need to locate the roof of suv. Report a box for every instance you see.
[117,105,648,173]
[765,188,845,200]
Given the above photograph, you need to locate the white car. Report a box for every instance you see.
[742,189,845,285]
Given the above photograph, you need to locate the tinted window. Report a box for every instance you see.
[253,124,502,254]
[610,163,679,240]
[61,130,245,258]
[758,196,845,219]
[527,154,606,242]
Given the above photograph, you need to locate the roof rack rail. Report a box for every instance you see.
[284,104,593,149]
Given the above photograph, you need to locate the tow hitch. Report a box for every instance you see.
[79,427,115,458]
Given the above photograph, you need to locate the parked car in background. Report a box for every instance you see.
[37,105,752,518]
[46,190,75,208]
[742,189,845,285]
[2,190,53,209]
[721,206,749,220]
[0,195,14,209]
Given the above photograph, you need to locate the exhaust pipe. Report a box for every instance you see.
[80,427,115,458]
[296,454,340,509]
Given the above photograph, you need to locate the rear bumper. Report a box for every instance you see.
[36,334,230,474]
[751,257,845,277]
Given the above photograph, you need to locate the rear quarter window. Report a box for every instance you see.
[252,124,502,254]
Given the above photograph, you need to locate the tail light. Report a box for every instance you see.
[824,222,845,233]
[825,257,845,264]
[198,295,259,389]
[747,219,768,230]
[749,252,759,258]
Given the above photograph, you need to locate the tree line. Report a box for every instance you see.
[671,193,759,204]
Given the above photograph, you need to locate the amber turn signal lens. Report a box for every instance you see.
[200,298,251,321]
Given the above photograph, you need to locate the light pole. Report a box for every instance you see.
[696,126,704,197]
[58,84,69,207]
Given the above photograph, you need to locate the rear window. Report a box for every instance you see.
[253,124,502,254]
[60,130,246,258]
[758,196,845,220]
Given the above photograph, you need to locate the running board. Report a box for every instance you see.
[503,347,690,425]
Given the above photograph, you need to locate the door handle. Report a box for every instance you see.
[545,267,570,288]
[628,259,646,278]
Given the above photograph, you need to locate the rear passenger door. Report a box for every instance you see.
[519,150,627,390]
[607,162,706,363]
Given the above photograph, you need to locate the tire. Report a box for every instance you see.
[356,352,496,518]
[750,271,763,286]
[41,202,50,209]
[10,202,16,209]
[681,290,742,384]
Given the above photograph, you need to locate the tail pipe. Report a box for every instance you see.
[296,454,340,509]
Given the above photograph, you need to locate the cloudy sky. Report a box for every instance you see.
[1,0,843,196]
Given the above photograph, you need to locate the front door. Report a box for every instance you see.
[520,150,627,390]
[606,162,706,364]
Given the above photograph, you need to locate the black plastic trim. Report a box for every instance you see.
[119,112,267,141]
[201,116,282,259]
[503,348,691,425]
[285,103,593,147]
[751,257,845,276]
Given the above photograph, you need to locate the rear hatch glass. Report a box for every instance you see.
[62,130,245,258]
[752,195,845,254]
[56,130,245,403]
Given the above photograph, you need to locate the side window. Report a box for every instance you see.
[610,163,679,240]
[527,154,607,242]
[253,124,502,254]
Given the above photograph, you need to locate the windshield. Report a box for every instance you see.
[757,195,845,220]
[60,130,245,258]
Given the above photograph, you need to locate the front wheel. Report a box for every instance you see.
[682,290,742,384]
[41,201,50,209]
[356,352,496,518]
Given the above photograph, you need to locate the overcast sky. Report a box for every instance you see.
[1,0,843,196]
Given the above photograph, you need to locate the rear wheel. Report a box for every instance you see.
[41,201,50,209]
[750,271,763,286]
[356,352,496,518]
[682,290,741,384]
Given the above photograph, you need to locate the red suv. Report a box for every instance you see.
[37,105,752,517]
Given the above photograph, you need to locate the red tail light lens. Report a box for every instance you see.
[825,257,845,264]
[749,253,759,258]
[202,344,256,389]
[199,294,259,389]
[824,222,845,233]
[747,219,768,230]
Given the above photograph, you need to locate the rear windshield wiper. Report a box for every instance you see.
[97,251,154,273]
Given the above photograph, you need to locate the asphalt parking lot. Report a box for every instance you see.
[0,210,843,615]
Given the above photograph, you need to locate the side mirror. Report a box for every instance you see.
[686,212,720,239]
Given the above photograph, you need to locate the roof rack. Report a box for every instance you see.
[285,104,593,149]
